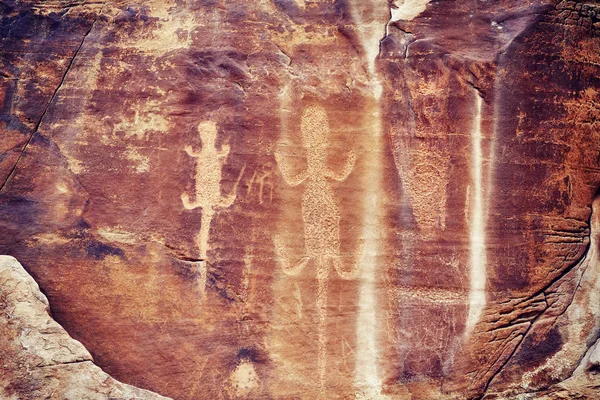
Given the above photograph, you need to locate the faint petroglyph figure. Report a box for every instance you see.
[245,165,274,205]
[274,104,362,395]
[182,121,244,300]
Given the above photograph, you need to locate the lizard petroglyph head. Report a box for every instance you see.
[301,105,329,150]
[197,121,218,147]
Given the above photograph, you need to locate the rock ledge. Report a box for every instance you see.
[0,255,171,400]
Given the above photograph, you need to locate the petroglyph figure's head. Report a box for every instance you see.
[197,121,218,147]
[301,105,329,150]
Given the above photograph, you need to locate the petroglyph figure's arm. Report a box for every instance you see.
[325,150,356,182]
[274,151,308,187]
[274,234,311,276]
[184,145,202,158]
[218,142,230,159]
[181,193,201,210]
[217,164,246,208]
[218,193,236,208]
[333,239,365,280]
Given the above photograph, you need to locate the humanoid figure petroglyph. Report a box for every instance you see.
[182,121,244,300]
[274,105,362,395]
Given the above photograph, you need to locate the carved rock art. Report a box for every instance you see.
[2,1,600,399]
[274,104,363,395]
[244,165,274,205]
[181,121,244,299]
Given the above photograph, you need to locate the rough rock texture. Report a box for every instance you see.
[0,0,599,399]
[0,255,170,399]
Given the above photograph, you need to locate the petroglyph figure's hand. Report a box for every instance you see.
[218,191,236,208]
[218,142,230,159]
[274,234,311,276]
[333,238,364,280]
[216,164,246,209]
[184,145,201,157]
[274,150,308,187]
[181,193,200,210]
[326,149,356,182]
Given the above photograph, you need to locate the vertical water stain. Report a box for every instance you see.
[466,93,487,334]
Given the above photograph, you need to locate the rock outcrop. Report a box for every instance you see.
[0,255,170,399]
[0,0,599,399]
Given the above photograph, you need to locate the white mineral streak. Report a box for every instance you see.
[348,1,384,100]
[466,94,487,334]
[347,1,387,397]
[355,186,384,399]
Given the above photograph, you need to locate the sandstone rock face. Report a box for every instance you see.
[0,255,170,399]
[1,0,599,399]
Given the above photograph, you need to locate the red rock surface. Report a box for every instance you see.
[1,0,599,399]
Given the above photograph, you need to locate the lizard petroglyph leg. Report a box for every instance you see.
[273,234,312,276]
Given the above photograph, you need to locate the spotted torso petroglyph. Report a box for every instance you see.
[274,105,359,276]
[274,104,361,395]
[303,175,339,257]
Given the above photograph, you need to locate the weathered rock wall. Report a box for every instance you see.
[1,0,599,399]
[0,255,170,399]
